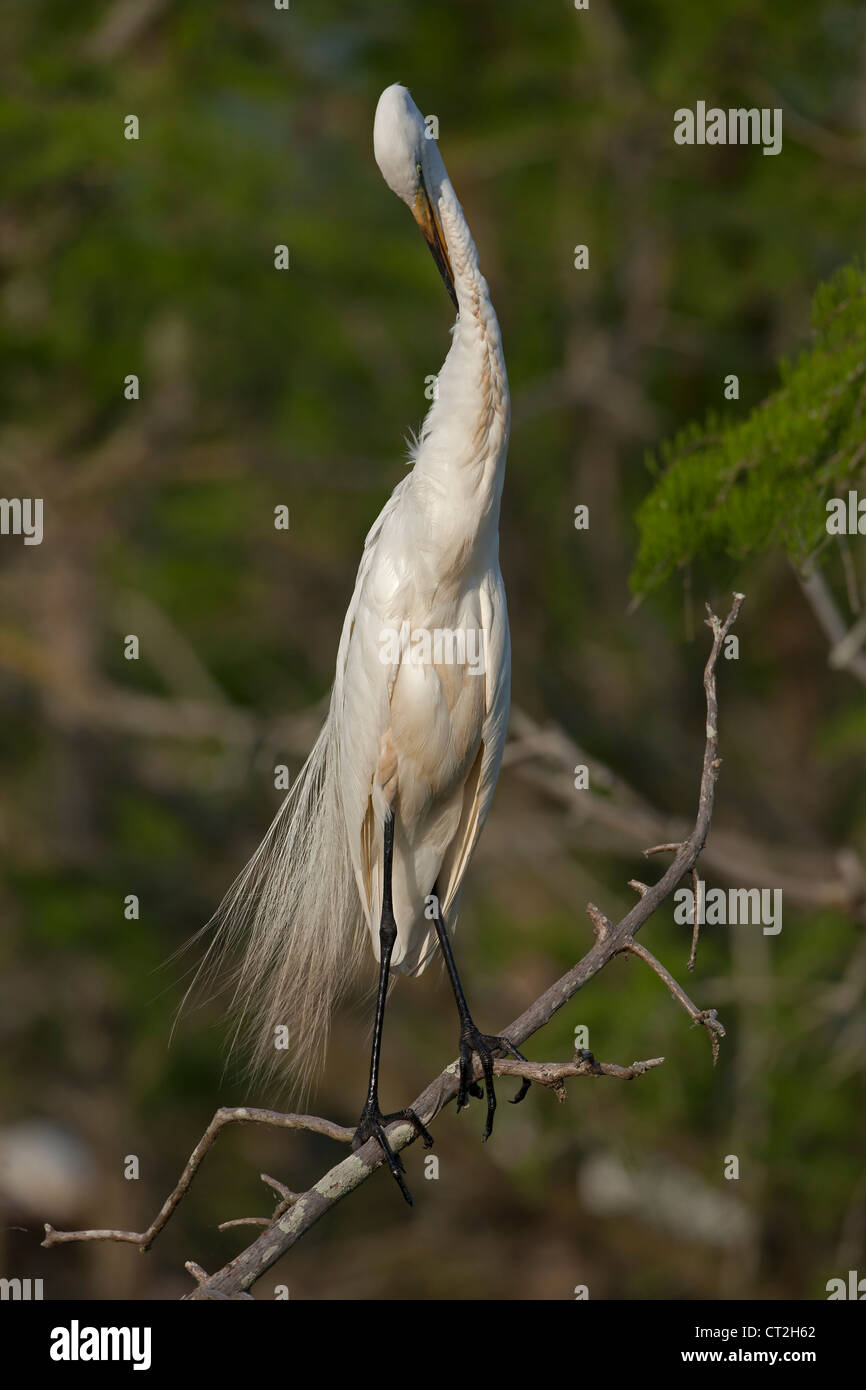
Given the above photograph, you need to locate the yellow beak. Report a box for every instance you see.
[412,169,457,310]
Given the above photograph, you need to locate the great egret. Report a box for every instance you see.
[197,83,525,1203]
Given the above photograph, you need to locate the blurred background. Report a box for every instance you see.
[2,0,865,1300]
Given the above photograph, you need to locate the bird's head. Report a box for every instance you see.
[374,83,457,310]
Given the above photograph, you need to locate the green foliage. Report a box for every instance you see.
[632,257,866,593]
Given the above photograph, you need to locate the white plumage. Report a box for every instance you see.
[195,85,511,1125]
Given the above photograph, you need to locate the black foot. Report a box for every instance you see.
[457,1023,531,1142]
[352,1102,434,1206]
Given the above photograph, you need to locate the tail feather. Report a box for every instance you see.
[185,704,367,1097]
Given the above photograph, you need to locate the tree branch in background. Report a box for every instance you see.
[43,595,744,1298]
[3,570,859,914]
[797,561,866,683]
[504,653,866,920]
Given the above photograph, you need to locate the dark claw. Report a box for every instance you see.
[457,1026,531,1141]
[352,1103,434,1206]
[510,1078,531,1105]
[497,1036,532,1105]
[382,1106,435,1150]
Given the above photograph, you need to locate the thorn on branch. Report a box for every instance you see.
[261,1172,300,1212]
[218,1217,272,1231]
[586,902,613,941]
[692,1008,726,1065]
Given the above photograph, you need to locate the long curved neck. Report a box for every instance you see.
[409,172,510,560]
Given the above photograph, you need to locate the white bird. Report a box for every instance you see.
[194,83,525,1202]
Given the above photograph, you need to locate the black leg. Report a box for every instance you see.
[352,812,433,1204]
[430,886,530,1141]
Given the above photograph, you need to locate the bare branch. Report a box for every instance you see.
[797,563,866,684]
[493,1053,665,1093]
[44,595,744,1300]
[625,939,726,1063]
[217,1173,301,1232]
[260,1173,299,1206]
[218,1218,271,1231]
[42,1107,352,1251]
